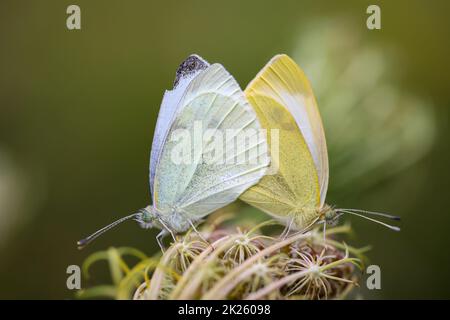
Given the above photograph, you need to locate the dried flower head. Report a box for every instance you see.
[78,213,367,300]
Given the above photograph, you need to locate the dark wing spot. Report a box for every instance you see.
[173,54,209,88]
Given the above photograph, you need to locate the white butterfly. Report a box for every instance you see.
[78,55,270,249]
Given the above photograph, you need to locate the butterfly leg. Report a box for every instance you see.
[279,217,294,240]
[156,229,169,252]
[187,219,213,249]
[319,220,328,248]
[156,218,177,248]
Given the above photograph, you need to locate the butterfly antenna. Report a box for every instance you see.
[339,208,400,221]
[77,213,139,250]
[337,210,400,232]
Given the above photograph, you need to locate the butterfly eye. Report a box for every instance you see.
[327,216,340,227]
[134,209,154,230]
[140,207,156,222]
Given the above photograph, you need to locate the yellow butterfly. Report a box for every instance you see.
[240,54,400,233]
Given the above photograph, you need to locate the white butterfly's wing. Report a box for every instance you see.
[246,54,329,206]
[149,55,209,196]
[153,64,270,224]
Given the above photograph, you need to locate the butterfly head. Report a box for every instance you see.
[320,205,341,227]
[135,205,158,229]
[321,205,401,231]
[77,205,159,250]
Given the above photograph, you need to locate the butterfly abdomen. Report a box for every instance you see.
[291,207,321,231]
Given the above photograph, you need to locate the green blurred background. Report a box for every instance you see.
[0,0,449,299]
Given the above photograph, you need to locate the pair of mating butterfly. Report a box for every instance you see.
[78,54,400,250]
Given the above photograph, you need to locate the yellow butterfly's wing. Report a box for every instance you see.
[239,93,320,229]
[240,54,328,229]
[246,54,329,206]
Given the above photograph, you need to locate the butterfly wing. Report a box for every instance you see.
[150,55,209,196]
[239,93,320,227]
[153,63,270,228]
[246,54,329,206]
